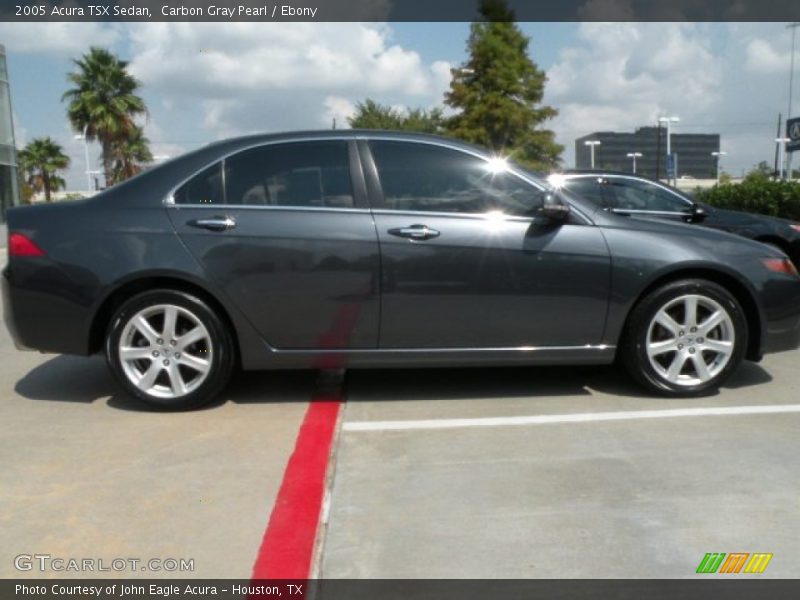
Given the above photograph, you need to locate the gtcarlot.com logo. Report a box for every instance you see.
[696,552,772,574]
[14,554,194,573]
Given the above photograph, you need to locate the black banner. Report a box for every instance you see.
[2,0,800,22]
[4,579,800,600]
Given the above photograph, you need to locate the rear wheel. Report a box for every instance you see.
[105,290,234,410]
[621,279,747,396]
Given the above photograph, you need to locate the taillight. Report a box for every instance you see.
[762,257,799,277]
[8,233,45,257]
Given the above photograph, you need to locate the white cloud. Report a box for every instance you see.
[744,38,791,74]
[0,23,119,55]
[323,96,356,129]
[126,23,451,137]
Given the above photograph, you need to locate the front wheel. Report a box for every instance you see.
[621,279,747,396]
[105,289,235,410]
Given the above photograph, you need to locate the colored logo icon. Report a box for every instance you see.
[696,552,773,574]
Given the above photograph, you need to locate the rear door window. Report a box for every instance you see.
[172,141,354,208]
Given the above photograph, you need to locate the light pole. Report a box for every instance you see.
[776,137,791,179]
[584,140,601,169]
[659,116,680,183]
[787,23,799,179]
[711,151,727,184]
[626,152,643,174]
[73,125,92,194]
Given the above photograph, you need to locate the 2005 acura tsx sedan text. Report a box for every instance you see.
[4,131,800,409]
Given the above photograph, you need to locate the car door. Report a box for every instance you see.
[604,176,696,223]
[166,139,380,350]
[361,139,611,349]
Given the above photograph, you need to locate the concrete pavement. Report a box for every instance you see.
[0,297,314,578]
[320,357,800,578]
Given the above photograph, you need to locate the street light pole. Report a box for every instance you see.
[787,23,799,179]
[626,152,642,174]
[659,116,680,184]
[584,140,601,169]
[711,151,727,184]
[776,137,790,179]
[74,126,92,194]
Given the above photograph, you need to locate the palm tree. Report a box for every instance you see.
[110,125,153,183]
[18,137,70,203]
[63,47,147,187]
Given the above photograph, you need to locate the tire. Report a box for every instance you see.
[620,279,747,397]
[105,289,235,410]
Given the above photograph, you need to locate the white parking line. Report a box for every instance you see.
[342,404,800,432]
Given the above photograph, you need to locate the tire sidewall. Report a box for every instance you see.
[105,289,234,410]
[625,279,747,396]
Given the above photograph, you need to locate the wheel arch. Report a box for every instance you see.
[88,275,242,367]
[619,267,763,362]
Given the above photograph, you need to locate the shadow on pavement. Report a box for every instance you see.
[14,354,773,410]
[346,360,774,402]
[14,354,317,412]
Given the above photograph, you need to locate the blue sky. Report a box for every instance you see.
[0,21,797,188]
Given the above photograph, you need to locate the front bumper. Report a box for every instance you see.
[757,271,800,356]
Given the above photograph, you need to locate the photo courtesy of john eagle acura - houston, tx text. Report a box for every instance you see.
[4,131,800,410]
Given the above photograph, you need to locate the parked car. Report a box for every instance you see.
[550,170,800,266]
[4,132,800,409]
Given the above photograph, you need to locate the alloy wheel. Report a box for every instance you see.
[118,304,213,399]
[645,294,735,387]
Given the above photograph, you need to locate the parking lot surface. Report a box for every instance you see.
[321,360,799,578]
[1,247,798,578]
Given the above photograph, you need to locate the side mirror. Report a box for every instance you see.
[687,204,707,223]
[540,193,570,222]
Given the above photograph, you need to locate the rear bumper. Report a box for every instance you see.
[2,260,93,355]
[1,266,33,351]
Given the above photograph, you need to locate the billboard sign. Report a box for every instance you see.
[788,117,800,153]
[666,153,678,178]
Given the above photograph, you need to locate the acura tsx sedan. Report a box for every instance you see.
[4,131,800,409]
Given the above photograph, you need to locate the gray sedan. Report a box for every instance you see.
[3,131,800,409]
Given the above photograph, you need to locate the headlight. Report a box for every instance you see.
[789,223,800,233]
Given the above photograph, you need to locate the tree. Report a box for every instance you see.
[110,125,153,184]
[63,47,147,188]
[348,99,444,134]
[18,137,70,203]
[445,0,562,170]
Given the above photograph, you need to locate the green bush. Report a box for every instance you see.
[695,173,800,221]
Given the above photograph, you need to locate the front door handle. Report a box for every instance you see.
[187,216,236,231]
[388,224,440,241]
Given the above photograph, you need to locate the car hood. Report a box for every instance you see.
[699,203,796,230]
[594,208,786,258]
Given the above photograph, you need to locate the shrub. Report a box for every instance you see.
[695,173,800,221]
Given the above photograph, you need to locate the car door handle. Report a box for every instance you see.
[388,224,440,241]
[187,217,236,231]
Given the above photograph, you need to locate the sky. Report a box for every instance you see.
[0,21,798,189]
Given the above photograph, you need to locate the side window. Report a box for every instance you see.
[225,141,353,208]
[172,141,354,207]
[173,163,224,205]
[606,178,690,212]
[562,177,606,207]
[369,141,544,216]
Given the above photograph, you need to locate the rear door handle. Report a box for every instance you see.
[187,216,236,231]
[388,224,440,241]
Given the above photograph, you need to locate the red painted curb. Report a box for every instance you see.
[250,396,342,580]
